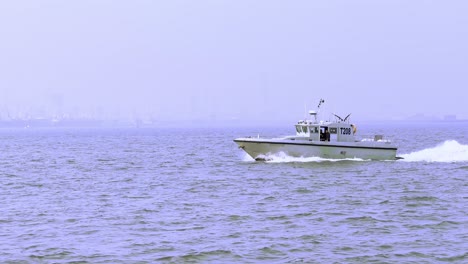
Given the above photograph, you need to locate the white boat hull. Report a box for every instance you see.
[234,138,398,160]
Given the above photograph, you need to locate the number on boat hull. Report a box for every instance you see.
[340,127,351,135]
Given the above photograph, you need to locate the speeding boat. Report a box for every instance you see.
[234,99,400,161]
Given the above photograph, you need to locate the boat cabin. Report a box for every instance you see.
[295,121,356,142]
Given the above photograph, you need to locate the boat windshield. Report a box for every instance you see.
[295,125,301,133]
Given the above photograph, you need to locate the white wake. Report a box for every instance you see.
[243,152,366,163]
[400,140,468,162]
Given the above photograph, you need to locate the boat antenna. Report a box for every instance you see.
[333,113,352,123]
[317,99,325,109]
[333,113,344,122]
[304,102,307,121]
[343,113,351,122]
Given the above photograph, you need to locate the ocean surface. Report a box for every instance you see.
[1,122,467,263]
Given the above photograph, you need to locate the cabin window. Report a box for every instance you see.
[295,125,301,133]
[302,126,308,133]
[320,127,330,141]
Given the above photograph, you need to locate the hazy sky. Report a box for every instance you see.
[1,1,467,122]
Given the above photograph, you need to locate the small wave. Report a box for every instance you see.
[343,216,381,223]
[394,251,430,258]
[335,246,354,251]
[436,252,468,262]
[400,140,468,162]
[158,249,238,263]
[402,196,438,202]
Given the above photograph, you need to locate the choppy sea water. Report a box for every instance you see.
[0,122,467,263]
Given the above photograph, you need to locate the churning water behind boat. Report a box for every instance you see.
[400,140,468,162]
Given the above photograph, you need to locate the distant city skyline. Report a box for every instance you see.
[1,1,467,124]
[0,98,465,125]
[0,92,467,124]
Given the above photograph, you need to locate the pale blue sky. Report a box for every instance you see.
[1,1,467,122]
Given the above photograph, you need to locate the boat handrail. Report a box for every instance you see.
[357,134,393,143]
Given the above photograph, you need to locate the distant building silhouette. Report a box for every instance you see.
[444,115,457,121]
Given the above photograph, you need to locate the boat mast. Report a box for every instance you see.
[309,99,324,123]
[317,99,324,122]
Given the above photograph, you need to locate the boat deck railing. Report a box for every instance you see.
[357,134,392,143]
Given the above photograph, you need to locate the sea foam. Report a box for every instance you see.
[401,140,468,162]
[245,152,366,163]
